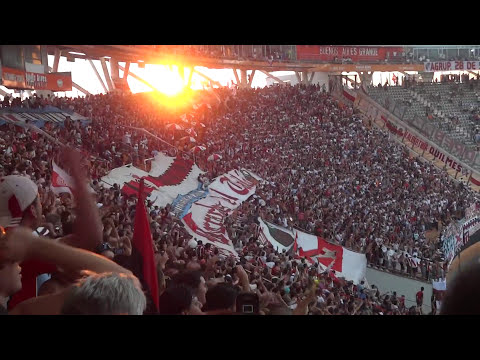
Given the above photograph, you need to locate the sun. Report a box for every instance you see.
[154,65,185,96]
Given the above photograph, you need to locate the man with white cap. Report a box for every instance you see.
[0,148,105,311]
[0,174,49,310]
[0,175,43,230]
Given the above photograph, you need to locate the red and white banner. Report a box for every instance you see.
[343,89,356,102]
[294,230,367,284]
[257,218,295,253]
[101,153,205,208]
[51,161,74,195]
[1,66,72,91]
[296,46,404,62]
[378,114,472,176]
[26,71,73,91]
[182,169,259,258]
[404,253,421,268]
[424,61,480,72]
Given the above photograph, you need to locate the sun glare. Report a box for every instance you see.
[154,65,185,96]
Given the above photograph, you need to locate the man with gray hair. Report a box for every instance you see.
[61,271,146,315]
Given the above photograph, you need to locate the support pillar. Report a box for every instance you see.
[186,67,194,89]
[260,70,287,86]
[302,71,309,85]
[192,69,222,87]
[248,70,256,87]
[295,72,302,84]
[358,72,373,87]
[100,57,114,92]
[52,47,61,72]
[72,82,91,96]
[232,69,240,86]
[118,64,156,91]
[110,57,120,86]
[240,69,248,88]
[88,59,108,94]
[123,62,130,84]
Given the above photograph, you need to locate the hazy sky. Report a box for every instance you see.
[43,55,289,97]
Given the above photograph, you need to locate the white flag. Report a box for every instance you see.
[51,161,74,195]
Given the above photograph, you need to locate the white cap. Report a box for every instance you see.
[0,175,39,228]
[188,239,198,249]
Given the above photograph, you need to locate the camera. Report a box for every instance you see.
[236,292,259,315]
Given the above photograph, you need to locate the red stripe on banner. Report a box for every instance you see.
[122,156,193,196]
[51,168,73,193]
[258,230,268,245]
[297,236,343,272]
[343,90,356,102]
[471,176,480,186]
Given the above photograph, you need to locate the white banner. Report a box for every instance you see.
[101,153,204,208]
[424,61,480,72]
[51,161,74,195]
[182,169,259,258]
[257,218,295,253]
[295,230,367,284]
[432,278,447,291]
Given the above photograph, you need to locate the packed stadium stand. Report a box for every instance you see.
[2,44,480,316]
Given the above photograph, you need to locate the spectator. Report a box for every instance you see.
[158,284,203,315]
[416,286,424,312]
[203,283,239,314]
[60,271,146,315]
[170,270,208,308]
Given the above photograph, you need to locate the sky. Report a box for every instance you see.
[41,55,293,97]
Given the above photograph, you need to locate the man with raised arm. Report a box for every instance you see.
[0,226,134,314]
[0,147,105,311]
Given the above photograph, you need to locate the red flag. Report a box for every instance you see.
[132,179,159,312]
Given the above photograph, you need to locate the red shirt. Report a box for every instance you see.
[416,291,423,303]
[272,266,280,276]
[8,259,57,310]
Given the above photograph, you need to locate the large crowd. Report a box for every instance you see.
[0,82,476,315]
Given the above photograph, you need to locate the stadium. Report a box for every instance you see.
[0,44,479,315]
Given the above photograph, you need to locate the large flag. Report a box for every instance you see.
[182,169,259,258]
[294,230,367,284]
[132,179,159,313]
[51,160,95,196]
[51,160,74,195]
[257,218,295,253]
[101,153,204,208]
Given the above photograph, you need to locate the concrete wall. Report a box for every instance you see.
[366,267,433,314]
